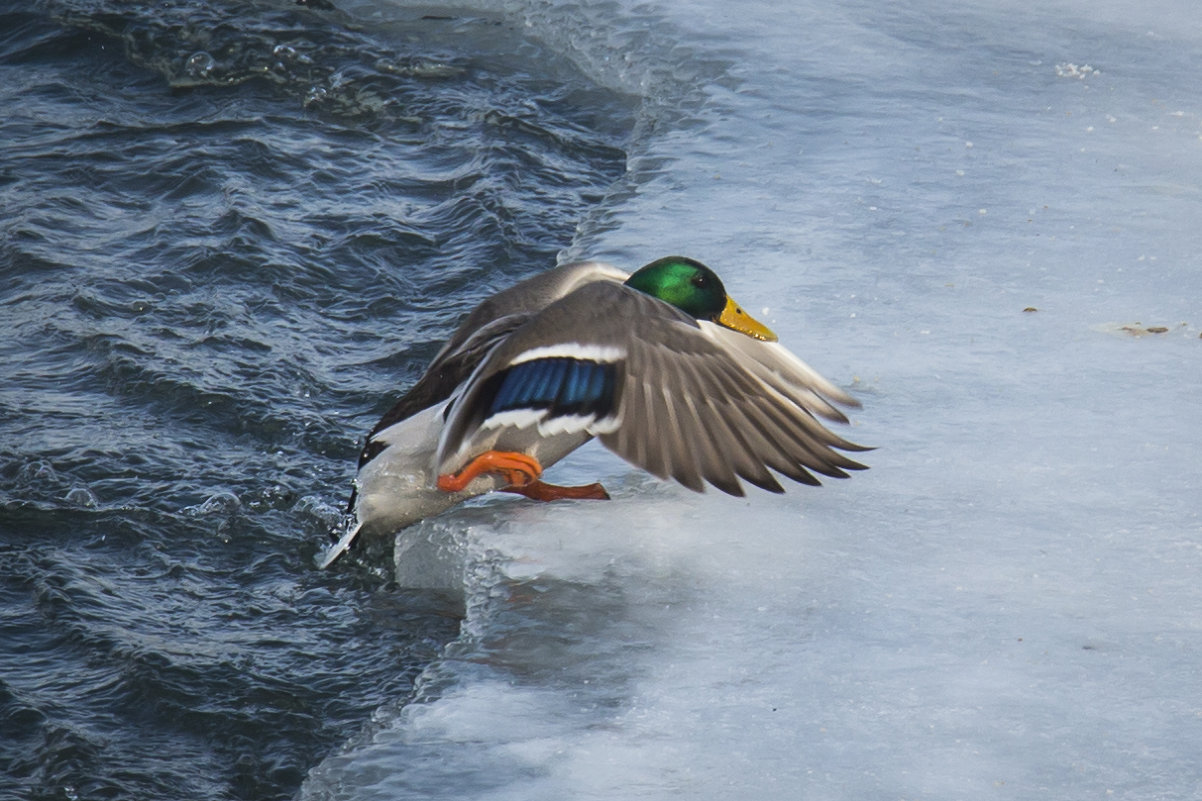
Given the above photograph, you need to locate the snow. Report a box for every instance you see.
[302,0,1202,797]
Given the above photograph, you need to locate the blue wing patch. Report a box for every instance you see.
[485,357,618,421]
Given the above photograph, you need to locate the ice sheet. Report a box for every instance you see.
[303,0,1202,797]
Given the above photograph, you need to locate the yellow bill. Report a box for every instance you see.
[717,296,778,342]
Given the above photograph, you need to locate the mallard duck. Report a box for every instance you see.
[320,256,867,567]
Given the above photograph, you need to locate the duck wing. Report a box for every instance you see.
[437,281,867,496]
[356,261,631,470]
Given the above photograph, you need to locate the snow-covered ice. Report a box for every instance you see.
[303,0,1202,797]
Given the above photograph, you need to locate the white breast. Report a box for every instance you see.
[352,403,507,537]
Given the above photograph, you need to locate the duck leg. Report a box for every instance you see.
[503,480,610,502]
[437,450,543,492]
[437,451,609,501]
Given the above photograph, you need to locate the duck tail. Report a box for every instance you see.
[317,520,362,569]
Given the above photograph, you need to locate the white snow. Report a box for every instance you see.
[303,0,1202,797]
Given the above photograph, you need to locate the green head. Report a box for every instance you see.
[624,256,727,317]
[624,256,778,341]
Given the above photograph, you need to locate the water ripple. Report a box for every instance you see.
[1,1,635,798]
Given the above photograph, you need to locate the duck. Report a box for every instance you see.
[319,256,868,568]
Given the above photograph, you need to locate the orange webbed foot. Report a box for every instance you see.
[503,480,610,502]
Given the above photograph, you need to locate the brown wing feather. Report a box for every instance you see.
[435,279,867,496]
[597,299,867,496]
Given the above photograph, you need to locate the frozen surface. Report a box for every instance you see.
[305,0,1202,798]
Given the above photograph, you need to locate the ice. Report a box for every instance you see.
[303,0,1202,797]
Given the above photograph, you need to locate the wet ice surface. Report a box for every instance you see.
[305,0,1202,798]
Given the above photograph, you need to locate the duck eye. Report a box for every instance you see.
[691,274,706,288]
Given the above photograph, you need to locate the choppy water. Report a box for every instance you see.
[1,1,636,797]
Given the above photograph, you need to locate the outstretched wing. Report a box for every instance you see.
[356,261,630,470]
[437,281,867,495]
[601,313,868,496]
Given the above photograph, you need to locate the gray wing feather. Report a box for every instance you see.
[597,298,867,496]
[438,280,867,496]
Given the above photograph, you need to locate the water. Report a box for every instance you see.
[5,0,1202,799]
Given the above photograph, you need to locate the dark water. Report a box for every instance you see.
[0,1,634,798]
